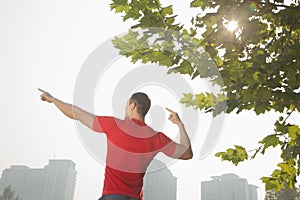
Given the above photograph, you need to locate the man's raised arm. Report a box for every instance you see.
[165,107,193,160]
[38,88,95,129]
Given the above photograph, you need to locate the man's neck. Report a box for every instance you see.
[126,114,144,122]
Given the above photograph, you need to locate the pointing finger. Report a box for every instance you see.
[165,107,175,113]
[38,88,45,93]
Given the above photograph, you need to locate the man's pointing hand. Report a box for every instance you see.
[165,107,182,126]
[38,88,54,103]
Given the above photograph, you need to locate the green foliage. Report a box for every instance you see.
[108,0,300,192]
[190,0,211,10]
[180,92,228,116]
[259,134,281,154]
[215,145,248,166]
[265,187,300,200]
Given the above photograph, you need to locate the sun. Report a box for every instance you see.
[225,20,238,32]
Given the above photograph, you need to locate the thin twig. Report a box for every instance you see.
[283,107,296,124]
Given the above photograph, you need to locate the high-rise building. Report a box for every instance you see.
[143,159,177,200]
[201,173,258,200]
[0,159,77,200]
[248,184,259,200]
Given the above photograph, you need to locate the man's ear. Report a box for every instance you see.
[129,101,136,110]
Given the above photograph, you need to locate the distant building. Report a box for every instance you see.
[0,159,77,200]
[201,173,258,200]
[143,159,177,200]
[248,184,259,200]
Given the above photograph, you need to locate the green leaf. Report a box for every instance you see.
[274,120,288,134]
[254,102,270,115]
[261,177,281,191]
[279,116,284,121]
[173,60,194,75]
[257,87,273,101]
[215,145,248,166]
[161,6,173,16]
[156,53,174,66]
[190,0,205,9]
[278,162,296,174]
[259,134,280,154]
[110,0,129,13]
[288,125,300,140]
[180,93,195,107]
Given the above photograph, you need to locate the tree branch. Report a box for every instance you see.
[283,107,295,124]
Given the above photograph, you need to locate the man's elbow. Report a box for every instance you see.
[185,151,193,160]
[181,149,193,160]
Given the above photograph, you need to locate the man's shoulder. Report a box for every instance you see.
[94,115,121,125]
[95,115,122,121]
[93,116,123,132]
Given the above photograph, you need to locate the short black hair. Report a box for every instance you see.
[129,92,151,117]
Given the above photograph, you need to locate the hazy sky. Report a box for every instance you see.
[1,0,299,200]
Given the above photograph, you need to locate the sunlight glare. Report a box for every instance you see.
[226,21,238,32]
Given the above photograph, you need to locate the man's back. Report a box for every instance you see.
[93,116,177,199]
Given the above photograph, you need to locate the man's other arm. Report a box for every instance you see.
[38,88,95,129]
[165,107,193,160]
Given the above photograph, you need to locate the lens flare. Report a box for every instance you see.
[249,1,259,11]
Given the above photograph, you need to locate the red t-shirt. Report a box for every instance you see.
[93,116,177,199]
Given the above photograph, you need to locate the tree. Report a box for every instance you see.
[265,187,300,200]
[108,0,300,192]
[0,186,21,200]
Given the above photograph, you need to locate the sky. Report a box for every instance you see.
[0,0,299,200]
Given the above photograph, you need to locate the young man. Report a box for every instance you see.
[38,89,193,200]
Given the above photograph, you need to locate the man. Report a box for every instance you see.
[38,88,193,200]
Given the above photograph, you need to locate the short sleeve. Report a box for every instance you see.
[156,132,177,157]
[93,116,116,133]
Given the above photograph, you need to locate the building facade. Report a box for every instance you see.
[0,159,77,200]
[143,159,177,200]
[201,173,258,200]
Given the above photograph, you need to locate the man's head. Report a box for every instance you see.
[126,92,151,119]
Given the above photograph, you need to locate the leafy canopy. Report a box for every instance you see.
[264,187,300,200]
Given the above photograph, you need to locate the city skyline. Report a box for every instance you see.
[201,173,258,200]
[0,159,261,200]
[0,160,77,200]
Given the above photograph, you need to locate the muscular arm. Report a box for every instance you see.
[165,108,193,160]
[38,88,95,129]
